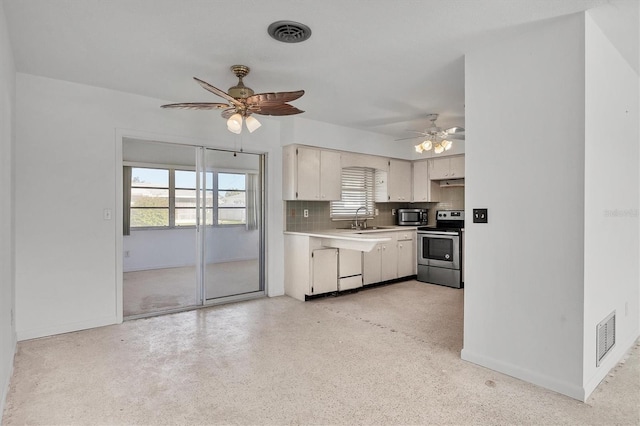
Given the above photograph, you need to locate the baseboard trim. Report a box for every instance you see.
[583,333,640,401]
[16,316,118,341]
[1,331,17,419]
[461,348,585,401]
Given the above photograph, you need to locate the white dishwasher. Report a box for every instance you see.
[338,249,363,291]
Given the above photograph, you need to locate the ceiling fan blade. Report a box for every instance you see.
[394,135,425,141]
[193,77,241,105]
[447,134,465,140]
[246,90,305,105]
[444,126,465,134]
[249,103,304,116]
[161,102,230,110]
[220,108,237,119]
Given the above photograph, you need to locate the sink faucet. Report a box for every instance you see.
[354,206,368,229]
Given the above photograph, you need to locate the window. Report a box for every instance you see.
[216,172,246,225]
[127,166,251,229]
[330,167,376,219]
[130,168,170,227]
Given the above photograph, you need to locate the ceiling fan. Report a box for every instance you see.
[161,65,305,134]
[396,114,465,154]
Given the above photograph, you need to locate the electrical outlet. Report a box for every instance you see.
[303,209,309,218]
[392,209,396,215]
[375,208,379,216]
[103,208,112,220]
[124,250,130,258]
[473,208,488,223]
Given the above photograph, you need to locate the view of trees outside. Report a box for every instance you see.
[130,168,245,228]
[131,168,169,227]
[218,172,246,225]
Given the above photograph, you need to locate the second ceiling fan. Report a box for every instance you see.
[161,65,305,134]
[396,114,465,154]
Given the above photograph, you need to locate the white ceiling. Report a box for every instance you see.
[4,0,628,141]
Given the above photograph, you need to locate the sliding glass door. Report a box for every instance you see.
[200,149,264,302]
[122,139,265,318]
[123,140,200,317]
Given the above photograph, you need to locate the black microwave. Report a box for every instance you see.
[397,208,428,226]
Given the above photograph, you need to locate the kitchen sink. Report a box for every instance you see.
[334,225,397,232]
[355,226,398,232]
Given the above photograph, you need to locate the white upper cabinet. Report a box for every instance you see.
[387,159,412,202]
[429,155,465,180]
[449,155,465,178]
[283,145,342,200]
[320,150,342,200]
[412,160,430,202]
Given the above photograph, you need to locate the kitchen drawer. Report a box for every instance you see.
[397,231,415,241]
[339,275,363,291]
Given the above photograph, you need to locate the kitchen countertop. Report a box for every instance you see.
[283,226,418,251]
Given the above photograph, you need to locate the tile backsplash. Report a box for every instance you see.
[284,186,464,232]
[285,201,405,232]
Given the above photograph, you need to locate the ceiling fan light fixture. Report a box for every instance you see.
[227,113,243,134]
[415,144,424,153]
[434,143,445,154]
[245,115,262,133]
[442,140,453,151]
[422,140,433,151]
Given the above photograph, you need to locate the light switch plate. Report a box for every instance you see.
[473,208,488,223]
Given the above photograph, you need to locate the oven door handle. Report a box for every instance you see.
[418,231,459,236]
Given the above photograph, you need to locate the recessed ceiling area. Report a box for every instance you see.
[3,0,626,140]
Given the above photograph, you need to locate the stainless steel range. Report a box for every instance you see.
[417,210,464,289]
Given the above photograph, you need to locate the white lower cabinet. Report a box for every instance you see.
[363,232,398,285]
[312,248,338,295]
[363,230,416,285]
[362,244,382,285]
[284,235,339,301]
[397,233,416,278]
[284,230,416,301]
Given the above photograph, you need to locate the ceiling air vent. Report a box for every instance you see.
[268,20,312,43]
[596,311,616,367]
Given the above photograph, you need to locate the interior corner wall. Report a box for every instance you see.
[0,1,16,415]
[14,73,285,340]
[582,12,640,398]
[462,14,587,399]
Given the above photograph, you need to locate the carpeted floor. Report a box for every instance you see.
[3,280,639,425]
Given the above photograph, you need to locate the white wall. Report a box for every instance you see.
[14,73,283,340]
[14,72,400,340]
[284,117,413,159]
[583,11,639,396]
[0,1,16,414]
[0,0,16,412]
[463,9,640,401]
[463,15,588,399]
[123,227,259,272]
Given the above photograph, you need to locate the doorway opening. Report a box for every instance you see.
[122,138,265,318]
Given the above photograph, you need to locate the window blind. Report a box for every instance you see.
[330,167,375,219]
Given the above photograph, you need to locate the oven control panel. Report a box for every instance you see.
[437,210,465,220]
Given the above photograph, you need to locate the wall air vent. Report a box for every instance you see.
[596,311,616,367]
